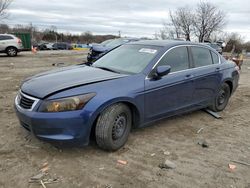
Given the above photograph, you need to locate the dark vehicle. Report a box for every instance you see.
[38,43,54,50]
[52,42,73,50]
[202,43,223,54]
[15,40,239,151]
[87,38,139,63]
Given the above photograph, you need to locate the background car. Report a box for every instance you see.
[37,42,54,50]
[0,34,23,56]
[52,42,73,50]
[87,37,139,63]
[202,42,223,54]
[15,40,239,151]
[72,43,90,50]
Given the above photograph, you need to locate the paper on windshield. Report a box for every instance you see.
[139,48,157,54]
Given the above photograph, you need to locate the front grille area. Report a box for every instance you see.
[19,94,35,109]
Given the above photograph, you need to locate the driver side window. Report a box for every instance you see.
[157,46,189,73]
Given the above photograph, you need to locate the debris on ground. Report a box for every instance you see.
[159,160,176,169]
[29,162,60,186]
[40,180,46,188]
[30,173,45,181]
[197,127,204,134]
[198,140,209,148]
[231,160,250,167]
[229,164,237,170]
[151,153,156,157]
[204,109,222,119]
[40,162,49,173]
[117,160,128,165]
[52,63,65,66]
[24,144,40,149]
[105,184,112,188]
[163,151,170,156]
[99,167,105,170]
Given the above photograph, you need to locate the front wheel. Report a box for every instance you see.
[209,83,231,112]
[6,47,18,57]
[95,103,132,151]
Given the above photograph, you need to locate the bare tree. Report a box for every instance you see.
[159,21,179,40]
[0,23,9,33]
[169,7,194,41]
[0,0,12,21]
[169,12,181,39]
[193,1,226,42]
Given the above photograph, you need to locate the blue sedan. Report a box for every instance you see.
[15,40,239,151]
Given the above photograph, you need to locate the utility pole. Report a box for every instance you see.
[30,22,33,44]
[118,30,121,38]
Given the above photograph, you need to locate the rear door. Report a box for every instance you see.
[190,46,221,106]
[144,46,195,121]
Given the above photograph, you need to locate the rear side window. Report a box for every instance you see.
[211,51,219,64]
[191,47,213,67]
[157,46,189,72]
[0,35,13,40]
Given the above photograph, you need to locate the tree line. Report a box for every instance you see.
[0,23,118,44]
[1,0,249,52]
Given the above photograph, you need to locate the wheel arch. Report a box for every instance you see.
[89,98,142,140]
[5,46,18,52]
[223,79,233,95]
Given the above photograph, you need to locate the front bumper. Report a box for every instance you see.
[15,104,92,146]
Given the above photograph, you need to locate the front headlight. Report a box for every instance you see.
[39,93,96,112]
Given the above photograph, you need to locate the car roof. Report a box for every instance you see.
[0,34,16,37]
[128,40,201,47]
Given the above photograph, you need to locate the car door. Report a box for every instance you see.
[190,46,221,106]
[144,46,195,122]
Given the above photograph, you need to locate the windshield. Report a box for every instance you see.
[101,39,113,46]
[93,44,161,74]
[104,38,128,48]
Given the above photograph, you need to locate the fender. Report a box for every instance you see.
[88,97,143,130]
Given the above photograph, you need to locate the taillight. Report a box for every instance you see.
[17,38,22,44]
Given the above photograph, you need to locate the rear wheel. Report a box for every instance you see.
[210,83,231,112]
[95,103,132,151]
[6,47,18,57]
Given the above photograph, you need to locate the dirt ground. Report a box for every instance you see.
[0,50,249,188]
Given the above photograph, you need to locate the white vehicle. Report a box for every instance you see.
[0,34,23,57]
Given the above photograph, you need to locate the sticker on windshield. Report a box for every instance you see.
[139,48,157,54]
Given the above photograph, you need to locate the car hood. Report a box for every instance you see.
[21,65,127,99]
[92,45,113,53]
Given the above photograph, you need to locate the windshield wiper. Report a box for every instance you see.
[95,66,121,74]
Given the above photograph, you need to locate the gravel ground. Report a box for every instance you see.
[0,50,249,188]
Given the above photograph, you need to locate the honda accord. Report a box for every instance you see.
[15,40,239,151]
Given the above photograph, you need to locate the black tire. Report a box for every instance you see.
[209,83,231,112]
[95,103,132,151]
[6,47,18,57]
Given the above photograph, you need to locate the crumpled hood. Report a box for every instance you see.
[21,65,126,99]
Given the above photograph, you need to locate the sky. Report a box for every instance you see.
[5,0,250,41]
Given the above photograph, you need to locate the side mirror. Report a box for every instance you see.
[152,65,171,79]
